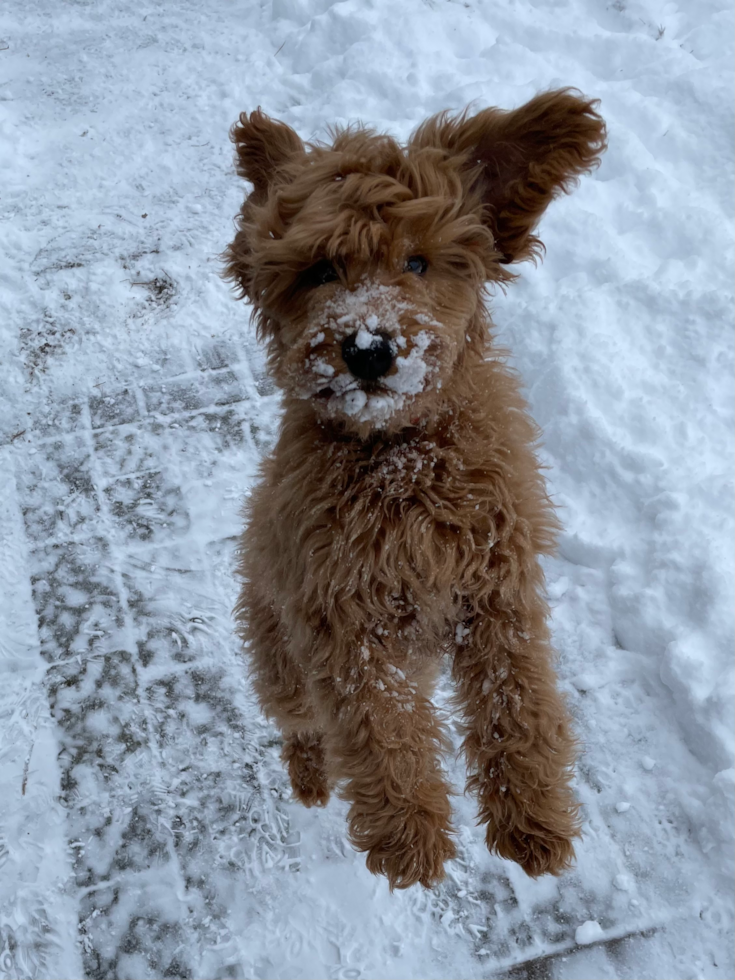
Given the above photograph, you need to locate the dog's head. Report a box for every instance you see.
[224,90,605,438]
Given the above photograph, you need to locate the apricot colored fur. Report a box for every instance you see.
[224,90,606,889]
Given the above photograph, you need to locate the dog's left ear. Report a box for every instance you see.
[411,89,606,263]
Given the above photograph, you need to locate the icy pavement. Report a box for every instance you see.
[1,0,733,977]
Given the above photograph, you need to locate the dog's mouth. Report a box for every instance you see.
[306,326,440,425]
[315,381,384,400]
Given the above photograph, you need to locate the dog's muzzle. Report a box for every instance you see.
[341,332,394,381]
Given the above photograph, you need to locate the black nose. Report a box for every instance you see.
[341,332,394,381]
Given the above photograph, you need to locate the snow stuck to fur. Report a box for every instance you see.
[303,280,440,423]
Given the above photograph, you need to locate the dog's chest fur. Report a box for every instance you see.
[260,414,511,637]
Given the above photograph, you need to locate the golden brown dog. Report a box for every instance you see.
[224,90,606,889]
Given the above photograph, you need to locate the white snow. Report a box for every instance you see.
[311,357,335,377]
[384,330,433,396]
[575,920,605,945]
[455,623,471,646]
[613,874,633,892]
[0,0,733,977]
[354,324,378,349]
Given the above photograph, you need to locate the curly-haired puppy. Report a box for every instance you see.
[224,90,606,889]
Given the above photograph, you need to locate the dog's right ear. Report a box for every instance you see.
[231,109,304,201]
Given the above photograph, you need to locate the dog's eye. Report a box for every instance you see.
[404,255,428,275]
[305,260,339,287]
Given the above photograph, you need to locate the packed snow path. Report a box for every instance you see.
[0,0,732,977]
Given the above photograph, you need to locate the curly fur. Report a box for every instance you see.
[224,89,606,889]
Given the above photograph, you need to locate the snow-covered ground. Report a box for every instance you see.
[0,0,733,977]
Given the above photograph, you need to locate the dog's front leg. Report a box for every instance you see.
[237,584,331,807]
[311,638,456,890]
[453,594,581,877]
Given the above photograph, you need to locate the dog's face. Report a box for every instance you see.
[225,92,605,438]
[238,139,496,437]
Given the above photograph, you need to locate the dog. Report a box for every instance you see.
[224,90,606,889]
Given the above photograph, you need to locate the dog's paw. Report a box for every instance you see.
[282,732,330,808]
[479,776,581,876]
[488,821,577,877]
[353,804,456,890]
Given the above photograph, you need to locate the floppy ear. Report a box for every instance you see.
[411,89,606,263]
[230,109,304,201]
[224,110,304,300]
